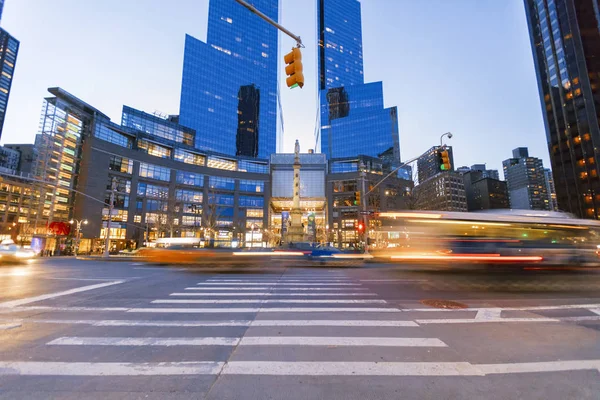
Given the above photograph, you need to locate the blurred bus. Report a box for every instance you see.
[371,210,600,267]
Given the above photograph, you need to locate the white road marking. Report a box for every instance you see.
[197,283,360,286]
[0,318,418,327]
[206,279,352,283]
[48,337,239,346]
[170,292,377,297]
[406,303,600,313]
[0,281,124,308]
[360,279,427,283]
[589,308,600,316]
[128,307,401,313]
[2,360,599,377]
[237,336,446,347]
[0,361,224,376]
[0,306,130,313]
[45,278,125,281]
[221,361,482,376]
[152,299,387,304]
[474,308,502,320]
[48,336,444,347]
[416,318,561,324]
[0,322,21,330]
[478,360,600,375]
[187,287,368,291]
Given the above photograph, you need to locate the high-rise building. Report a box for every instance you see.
[179,0,280,158]
[470,164,500,180]
[413,172,467,212]
[0,145,18,172]
[4,143,34,175]
[0,27,18,141]
[317,0,400,161]
[462,169,509,211]
[544,168,559,211]
[502,147,549,210]
[0,0,4,23]
[524,0,600,219]
[417,146,455,184]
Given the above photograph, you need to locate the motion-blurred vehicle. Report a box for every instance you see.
[0,240,36,264]
[372,210,600,268]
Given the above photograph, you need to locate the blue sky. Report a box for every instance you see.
[2,0,547,173]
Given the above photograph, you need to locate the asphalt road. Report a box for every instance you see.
[0,257,599,399]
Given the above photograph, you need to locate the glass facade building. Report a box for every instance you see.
[525,0,600,218]
[0,27,18,141]
[179,0,280,159]
[317,0,400,161]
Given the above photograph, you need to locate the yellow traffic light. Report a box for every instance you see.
[354,191,361,206]
[439,150,451,171]
[284,47,304,89]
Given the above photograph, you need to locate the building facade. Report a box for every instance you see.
[317,0,400,161]
[4,144,34,175]
[0,145,18,172]
[179,0,280,158]
[524,0,600,218]
[502,147,549,210]
[463,170,509,211]
[0,27,18,141]
[545,167,559,211]
[413,172,467,212]
[327,156,413,248]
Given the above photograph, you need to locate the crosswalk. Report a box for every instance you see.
[1,270,600,383]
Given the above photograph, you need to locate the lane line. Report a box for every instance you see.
[416,318,561,324]
[0,281,124,308]
[2,360,599,377]
[360,279,427,283]
[151,299,387,304]
[170,292,377,297]
[0,361,224,376]
[48,336,444,347]
[589,308,600,316]
[48,337,240,346]
[0,322,21,330]
[406,303,600,313]
[128,307,401,314]
[196,283,360,286]
[0,306,130,313]
[205,280,353,283]
[44,278,127,281]
[221,361,482,376]
[186,287,368,291]
[0,318,418,327]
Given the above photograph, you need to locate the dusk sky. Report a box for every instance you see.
[3,0,547,174]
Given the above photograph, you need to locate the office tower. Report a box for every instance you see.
[417,146,455,183]
[413,172,467,212]
[524,0,600,218]
[0,145,18,172]
[502,147,549,210]
[462,169,509,211]
[470,164,500,180]
[0,27,18,140]
[0,0,4,23]
[317,0,400,161]
[544,168,559,211]
[4,143,33,175]
[179,0,279,158]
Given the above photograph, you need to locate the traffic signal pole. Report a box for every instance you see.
[234,0,303,47]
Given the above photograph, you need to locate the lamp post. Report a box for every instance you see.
[69,218,88,256]
[440,132,453,148]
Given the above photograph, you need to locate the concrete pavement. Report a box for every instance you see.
[0,258,599,399]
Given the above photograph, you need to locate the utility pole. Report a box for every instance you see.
[104,177,116,258]
[234,0,303,47]
[359,160,369,254]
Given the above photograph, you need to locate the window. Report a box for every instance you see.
[246,208,263,218]
[137,183,169,198]
[174,149,205,166]
[134,215,142,223]
[146,199,168,212]
[207,156,236,171]
[95,124,132,148]
[108,156,133,174]
[239,180,265,193]
[122,108,195,146]
[108,176,131,194]
[209,194,234,206]
[239,195,264,208]
[209,176,235,190]
[105,193,129,209]
[175,189,203,203]
[181,215,201,226]
[137,139,172,159]
[176,172,204,186]
[238,160,268,173]
[102,208,128,222]
[139,162,170,181]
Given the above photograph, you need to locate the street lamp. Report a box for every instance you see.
[69,218,88,256]
[440,132,453,148]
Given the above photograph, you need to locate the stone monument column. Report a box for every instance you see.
[286,140,305,243]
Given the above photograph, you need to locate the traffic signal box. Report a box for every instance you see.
[438,149,451,171]
[284,47,304,89]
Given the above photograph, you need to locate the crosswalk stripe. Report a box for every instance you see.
[197,283,360,286]
[170,292,377,297]
[0,322,21,330]
[1,318,418,327]
[151,299,387,304]
[221,361,481,376]
[0,361,223,376]
[206,280,352,283]
[128,307,401,313]
[186,287,368,291]
[47,336,444,347]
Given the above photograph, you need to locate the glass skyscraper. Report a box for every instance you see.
[317,0,400,161]
[0,0,18,141]
[179,0,280,159]
[524,0,600,219]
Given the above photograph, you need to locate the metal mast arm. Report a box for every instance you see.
[234,0,303,47]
